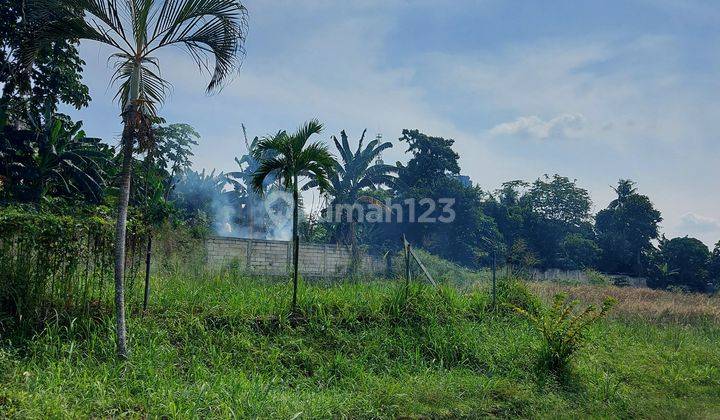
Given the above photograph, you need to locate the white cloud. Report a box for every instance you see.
[489,113,586,139]
[677,213,720,235]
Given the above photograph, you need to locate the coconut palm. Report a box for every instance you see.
[609,179,637,209]
[251,120,336,312]
[24,0,248,358]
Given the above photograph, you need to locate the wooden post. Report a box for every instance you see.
[492,245,497,308]
[322,244,327,277]
[246,239,252,272]
[403,235,411,286]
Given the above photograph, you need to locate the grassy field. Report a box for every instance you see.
[1,271,719,418]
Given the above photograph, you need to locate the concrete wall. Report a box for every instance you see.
[528,268,647,288]
[205,236,386,277]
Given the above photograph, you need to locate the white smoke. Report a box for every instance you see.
[212,187,294,241]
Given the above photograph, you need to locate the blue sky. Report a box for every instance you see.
[64,0,720,246]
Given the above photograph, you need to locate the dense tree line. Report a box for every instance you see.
[157,127,719,293]
[3,68,718,294]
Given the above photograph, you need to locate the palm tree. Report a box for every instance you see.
[25,0,248,358]
[251,120,336,312]
[610,179,637,209]
[304,129,396,245]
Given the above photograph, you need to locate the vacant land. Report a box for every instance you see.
[1,273,719,418]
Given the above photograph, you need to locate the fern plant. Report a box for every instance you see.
[515,293,615,374]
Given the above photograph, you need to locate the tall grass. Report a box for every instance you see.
[2,268,720,417]
[2,230,720,417]
[0,209,204,333]
[0,209,119,330]
[529,282,720,324]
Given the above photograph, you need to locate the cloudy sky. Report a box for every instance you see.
[63,0,720,246]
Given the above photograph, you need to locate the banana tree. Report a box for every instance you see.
[25,0,248,358]
[225,127,280,239]
[304,129,396,246]
[3,112,111,203]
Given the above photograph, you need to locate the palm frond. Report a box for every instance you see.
[151,0,248,92]
[110,55,170,114]
[303,162,331,193]
[25,0,248,113]
[355,129,367,155]
[129,0,153,48]
[252,131,289,161]
[251,156,287,196]
[297,141,334,172]
[292,119,323,152]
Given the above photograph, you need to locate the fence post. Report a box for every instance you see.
[492,245,497,308]
[322,244,327,277]
[403,236,411,286]
[246,239,252,272]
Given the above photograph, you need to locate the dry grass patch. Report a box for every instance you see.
[528,282,720,324]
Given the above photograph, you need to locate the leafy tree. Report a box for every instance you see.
[136,122,198,312]
[559,233,600,270]
[506,239,539,274]
[596,179,662,275]
[377,129,503,267]
[523,175,595,268]
[405,177,500,267]
[26,0,249,358]
[526,174,592,227]
[709,241,720,287]
[130,123,198,206]
[649,236,710,291]
[395,129,460,190]
[0,0,90,124]
[251,120,336,312]
[483,180,530,265]
[152,124,199,180]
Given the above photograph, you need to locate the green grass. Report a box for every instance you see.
[1,272,719,418]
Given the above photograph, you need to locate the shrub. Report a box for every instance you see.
[514,293,615,375]
[0,206,146,329]
[496,277,542,314]
[585,269,610,286]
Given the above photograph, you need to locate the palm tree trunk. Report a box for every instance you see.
[292,174,299,312]
[114,111,135,359]
[113,63,142,359]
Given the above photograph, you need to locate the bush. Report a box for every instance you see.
[586,269,610,286]
[514,293,615,375]
[0,206,146,329]
[395,248,491,287]
[496,277,542,314]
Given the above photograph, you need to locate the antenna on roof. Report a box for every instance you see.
[375,133,384,165]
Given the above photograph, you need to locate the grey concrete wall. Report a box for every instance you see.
[528,268,647,287]
[205,236,386,277]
